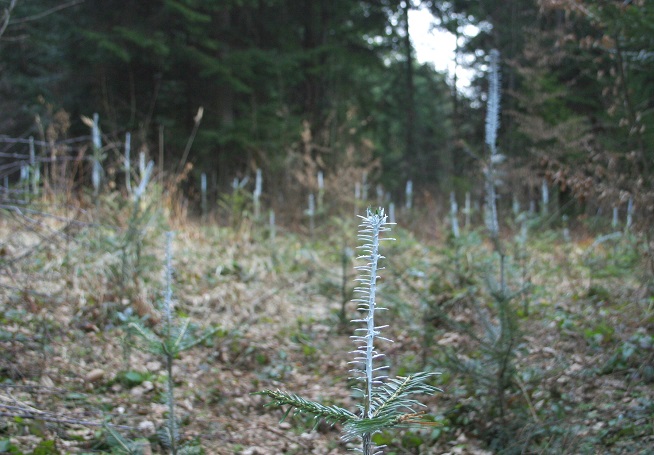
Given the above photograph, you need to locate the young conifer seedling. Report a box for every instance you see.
[129,232,216,454]
[257,208,440,454]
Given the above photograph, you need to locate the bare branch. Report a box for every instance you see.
[0,0,18,38]
[4,0,85,27]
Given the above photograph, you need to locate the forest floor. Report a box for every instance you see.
[1,198,654,454]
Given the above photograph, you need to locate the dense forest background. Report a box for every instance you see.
[1,0,654,216]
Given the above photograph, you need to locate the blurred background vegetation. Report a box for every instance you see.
[1,0,654,220]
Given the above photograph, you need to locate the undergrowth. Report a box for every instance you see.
[1,114,653,454]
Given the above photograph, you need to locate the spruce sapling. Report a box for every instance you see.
[129,232,216,454]
[119,159,155,287]
[257,208,440,454]
[484,49,514,418]
[480,48,527,425]
[432,49,522,429]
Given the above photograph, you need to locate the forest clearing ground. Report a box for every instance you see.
[1,212,653,454]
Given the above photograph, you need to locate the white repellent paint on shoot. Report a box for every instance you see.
[269,209,276,241]
[201,173,207,193]
[139,152,146,177]
[308,193,315,215]
[626,197,633,230]
[541,179,549,215]
[484,49,501,239]
[233,176,249,190]
[92,113,101,152]
[134,160,154,203]
[201,172,207,220]
[91,114,102,197]
[450,191,460,239]
[254,168,262,220]
[405,180,413,210]
[125,132,132,194]
[485,50,501,157]
[34,167,40,196]
[350,208,394,422]
[92,160,101,196]
[20,165,28,199]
